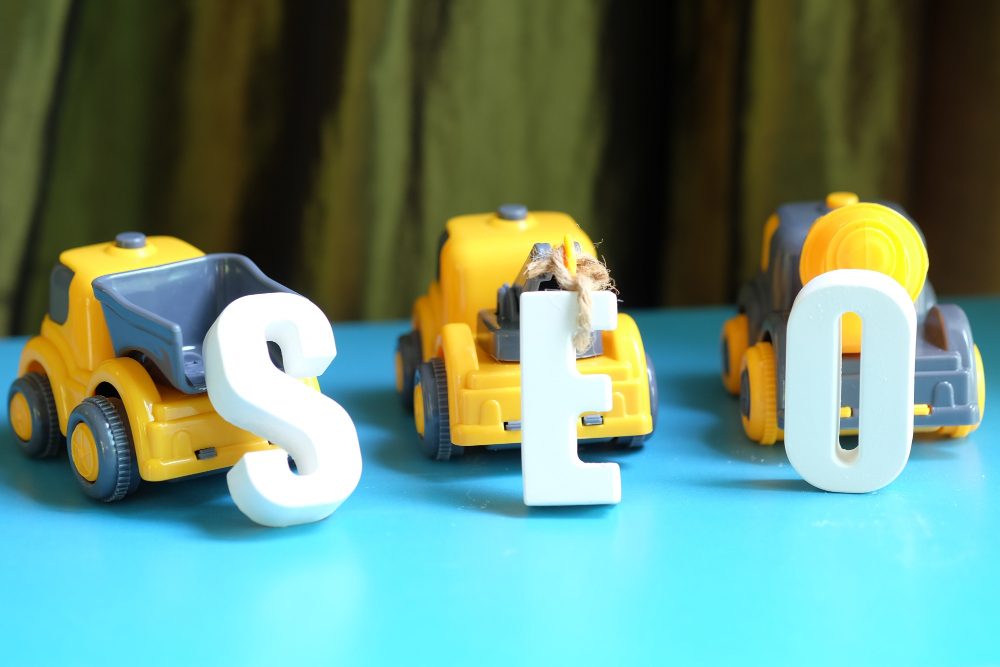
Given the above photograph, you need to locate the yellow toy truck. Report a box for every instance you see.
[395,204,656,460]
[721,192,985,444]
[6,232,313,501]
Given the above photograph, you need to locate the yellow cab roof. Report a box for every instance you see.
[440,210,597,329]
[59,235,205,291]
[445,210,594,248]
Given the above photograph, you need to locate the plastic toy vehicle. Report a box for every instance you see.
[395,203,656,460]
[721,192,986,444]
[6,232,317,501]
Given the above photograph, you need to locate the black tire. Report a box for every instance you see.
[615,353,658,449]
[7,372,62,459]
[66,396,140,502]
[396,330,422,412]
[415,358,463,460]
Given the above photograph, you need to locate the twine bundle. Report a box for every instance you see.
[524,244,615,353]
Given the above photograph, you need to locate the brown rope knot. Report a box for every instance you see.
[523,243,616,353]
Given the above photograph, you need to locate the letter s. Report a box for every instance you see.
[203,292,362,526]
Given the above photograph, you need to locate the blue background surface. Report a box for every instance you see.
[1,301,998,666]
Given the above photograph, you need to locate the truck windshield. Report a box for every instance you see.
[49,263,74,324]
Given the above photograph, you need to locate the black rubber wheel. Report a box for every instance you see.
[615,354,659,449]
[739,368,751,419]
[66,396,140,502]
[415,358,463,461]
[7,372,62,459]
[396,330,422,412]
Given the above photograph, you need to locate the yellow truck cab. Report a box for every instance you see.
[396,204,656,460]
[7,232,309,502]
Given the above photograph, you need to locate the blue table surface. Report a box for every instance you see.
[1,300,998,666]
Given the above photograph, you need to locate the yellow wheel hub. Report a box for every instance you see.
[721,314,749,395]
[70,422,100,483]
[9,393,32,442]
[413,382,425,436]
[741,341,780,445]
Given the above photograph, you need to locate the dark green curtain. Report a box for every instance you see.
[2,0,998,335]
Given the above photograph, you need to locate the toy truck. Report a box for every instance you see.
[395,204,657,460]
[721,192,986,444]
[6,232,317,501]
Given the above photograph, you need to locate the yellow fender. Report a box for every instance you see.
[18,335,73,433]
[413,291,439,361]
[440,323,479,431]
[85,356,161,471]
[608,313,647,375]
[608,313,653,428]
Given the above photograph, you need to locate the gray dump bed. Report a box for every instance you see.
[93,254,293,394]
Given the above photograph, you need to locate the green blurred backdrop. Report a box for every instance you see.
[2,0,999,335]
